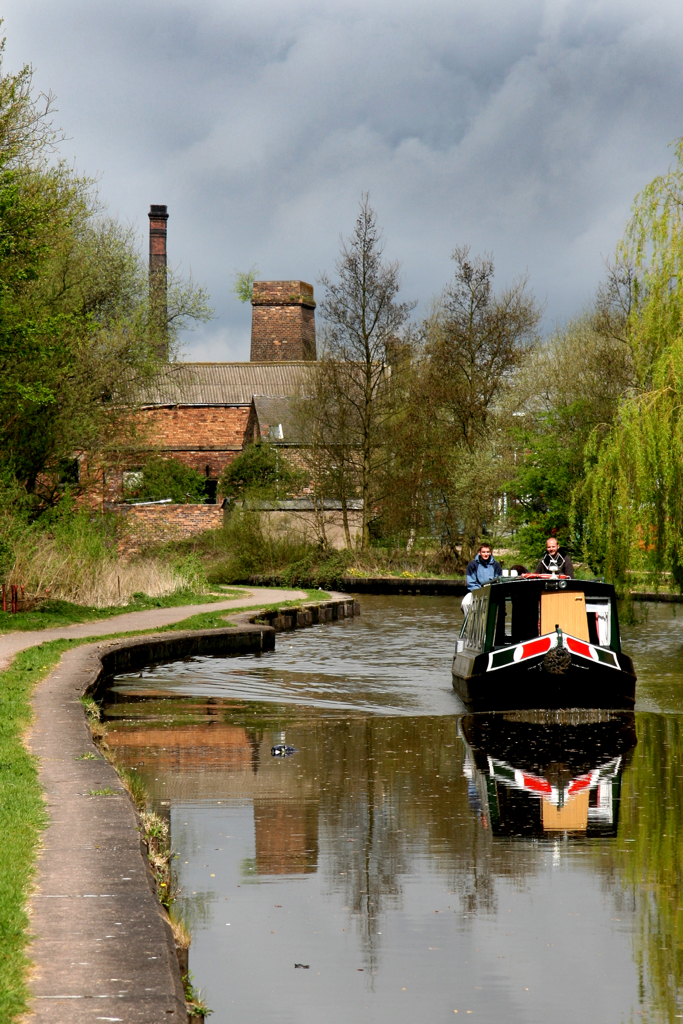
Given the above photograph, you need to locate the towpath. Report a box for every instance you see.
[0,586,308,671]
[19,588,351,1023]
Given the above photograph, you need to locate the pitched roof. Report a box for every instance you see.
[139,361,312,407]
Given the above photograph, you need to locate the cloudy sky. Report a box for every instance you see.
[3,0,683,359]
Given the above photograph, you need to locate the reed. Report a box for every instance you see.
[2,506,207,607]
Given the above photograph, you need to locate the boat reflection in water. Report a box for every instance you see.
[459,710,637,837]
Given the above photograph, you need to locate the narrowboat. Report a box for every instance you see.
[459,709,637,837]
[452,575,636,711]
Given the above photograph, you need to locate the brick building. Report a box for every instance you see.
[118,361,312,502]
[101,207,318,504]
[91,208,368,548]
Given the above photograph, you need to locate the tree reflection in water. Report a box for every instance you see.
[105,703,545,972]
[602,714,683,1024]
[100,596,683,1022]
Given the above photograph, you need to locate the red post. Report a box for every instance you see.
[1,584,5,612]
[11,584,18,614]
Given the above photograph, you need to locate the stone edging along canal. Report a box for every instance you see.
[27,594,358,1024]
[340,574,682,602]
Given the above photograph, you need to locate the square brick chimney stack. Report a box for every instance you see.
[148,204,169,359]
[250,281,316,361]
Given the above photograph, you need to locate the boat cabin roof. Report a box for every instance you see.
[487,575,616,599]
[462,576,621,654]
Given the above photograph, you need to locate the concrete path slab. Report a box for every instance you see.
[26,642,189,1023]
[0,587,308,671]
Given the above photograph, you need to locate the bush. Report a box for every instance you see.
[201,508,355,588]
[219,442,306,502]
[127,457,207,504]
[206,508,310,583]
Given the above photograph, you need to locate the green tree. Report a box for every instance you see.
[0,38,212,510]
[418,247,540,562]
[580,138,683,588]
[232,265,259,303]
[218,441,305,503]
[507,314,633,565]
[128,457,207,504]
[291,358,361,548]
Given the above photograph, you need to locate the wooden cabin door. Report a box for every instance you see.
[541,791,589,831]
[540,591,589,640]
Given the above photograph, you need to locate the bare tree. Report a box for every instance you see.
[318,195,416,548]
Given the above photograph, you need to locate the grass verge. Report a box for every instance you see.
[152,590,332,633]
[0,587,245,634]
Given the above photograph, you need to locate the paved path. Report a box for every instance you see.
[27,642,189,1022]
[0,586,308,671]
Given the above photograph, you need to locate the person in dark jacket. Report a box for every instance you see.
[462,544,503,613]
[535,537,575,577]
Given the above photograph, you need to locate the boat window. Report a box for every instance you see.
[586,599,611,647]
[477,600,487,649]
[493,598,513,647]
[466,593,487,650]
[512,591,540,644]
[491,591,540,648]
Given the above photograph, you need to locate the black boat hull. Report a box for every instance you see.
[459,710,637,837]
[452,652,636,712]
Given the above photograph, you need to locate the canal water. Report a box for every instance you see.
[102,596,683,1024]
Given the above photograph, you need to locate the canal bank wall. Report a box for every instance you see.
[341,575,467,595]
[312,574,682,602]
[27,594,358,1024]
[341,576,683,601]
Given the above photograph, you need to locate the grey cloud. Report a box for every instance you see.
[3,0,683,359]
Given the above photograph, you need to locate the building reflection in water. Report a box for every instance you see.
[101,690,647,1021]
[459,710,637,838]
[103,707,321,878]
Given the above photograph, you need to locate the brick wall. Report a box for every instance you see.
[86,406,254,504]
[251,281,316,361]
[142,405,251,454]
[113,503,359,556]
[115,503,223,555]
[118,405,252,494]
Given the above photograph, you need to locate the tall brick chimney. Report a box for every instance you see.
[250,281,316,362]
[148,204,169,360]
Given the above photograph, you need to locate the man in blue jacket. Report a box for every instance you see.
[462,543,502,614]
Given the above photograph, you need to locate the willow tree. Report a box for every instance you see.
[581,139,683,589]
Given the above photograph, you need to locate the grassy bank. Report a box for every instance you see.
[0,586,244,634]
[152,509,466,589]
[158,517,683,596]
